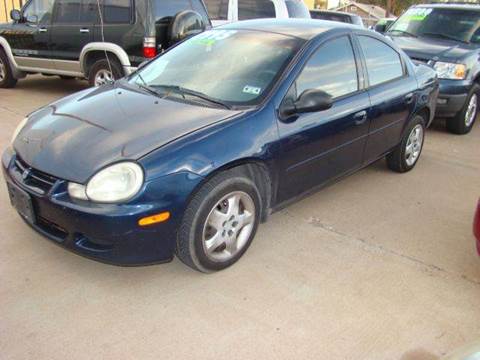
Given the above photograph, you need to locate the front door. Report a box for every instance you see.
[49,0,96,73]
[276,35,371,203]
[10,0,55,70]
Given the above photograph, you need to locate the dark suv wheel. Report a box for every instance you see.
[447,85,479,135]
[0,49,18,88]
[88,58,123,87]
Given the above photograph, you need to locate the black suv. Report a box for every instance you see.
[0,0,210,87]
[387,4,480,134]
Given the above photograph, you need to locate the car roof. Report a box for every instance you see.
[219,19,356,40]
[414,3,480,11]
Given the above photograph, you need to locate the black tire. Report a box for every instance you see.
[59,75,75,80]
[0,48,18,88]
[176,169,262,273]
[386,115,426,173]
[446,85,479,135]
[87,57,123,87]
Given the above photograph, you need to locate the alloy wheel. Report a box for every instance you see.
[0,58,5,82]
[405,124,424,167]
[202,191,256,262]
[94,69,114,86]
[465,93,478,127]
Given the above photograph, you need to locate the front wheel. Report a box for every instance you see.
[0,49,17,88]
[446,86,478,135]
[176,171,262,273]
[88,58,123,87]
[387,115,425,173]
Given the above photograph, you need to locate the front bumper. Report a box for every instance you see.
[436,79,472,118]
[2,149,191,266]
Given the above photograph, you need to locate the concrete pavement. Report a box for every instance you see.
[1,75,479,360]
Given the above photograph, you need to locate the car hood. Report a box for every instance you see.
[13,83,242,183]
[389,35,476,62]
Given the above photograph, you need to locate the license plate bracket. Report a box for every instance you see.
[7,182,35,224]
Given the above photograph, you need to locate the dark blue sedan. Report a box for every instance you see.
[3,20,439,272]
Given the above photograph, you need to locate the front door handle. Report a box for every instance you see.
[353,110,367,125]
[405,93,414,104]
[79,28,90,33]
[38,27,48,33]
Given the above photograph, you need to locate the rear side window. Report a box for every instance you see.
[285,0,310,19]
[296,36,358,99]
[358,36,404,86]
[238,0,275,20]
[54,0,97,23]
[154,0,209,22]
[311,12,350,23]
[204,0,228,20]
[103,0,132,23]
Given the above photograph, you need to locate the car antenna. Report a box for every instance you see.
[96,0,114,83]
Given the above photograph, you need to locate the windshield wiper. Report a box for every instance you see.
[153,84,232,110]
[421,32,467,43]
[135,74,166,98]
[388,29,417,38]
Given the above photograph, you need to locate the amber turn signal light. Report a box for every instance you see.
[138,212,170,226]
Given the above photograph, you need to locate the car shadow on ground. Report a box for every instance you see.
[15,76,89,95]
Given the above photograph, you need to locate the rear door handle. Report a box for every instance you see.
[405,93,414,104]
[353,110,367,125]
[38,27,48,33]
[79,28,90,33]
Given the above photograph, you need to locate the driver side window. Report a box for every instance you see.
[23,0,55,23]
[295,36,359,100]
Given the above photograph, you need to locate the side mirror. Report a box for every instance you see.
[281,89,333,118]
[26,14,38,24]
[375,24,387,34]
[168,10,206,46]
[10,9,21,22]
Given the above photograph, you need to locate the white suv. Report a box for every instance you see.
[204,0,310,26]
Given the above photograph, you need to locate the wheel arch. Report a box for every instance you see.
[189,158,276,223]
[80,43,133,77]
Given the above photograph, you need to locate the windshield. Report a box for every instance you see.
[130,30,303,107]
[388,7,480,43]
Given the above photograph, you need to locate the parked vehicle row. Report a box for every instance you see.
[309,9,364,27]
[387,3,480,134]
[3,19,439,272]
[0,0,211,87]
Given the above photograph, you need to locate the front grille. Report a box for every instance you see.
[11,156,59,195]
[37,216,68,240]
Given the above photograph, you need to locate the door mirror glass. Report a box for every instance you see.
[282,89,333,117]
[26,14,39,23]
[374,24,387,33]
[10,9,22,21]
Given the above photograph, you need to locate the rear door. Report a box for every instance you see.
[356,34,418,164]
[49,0,96,72]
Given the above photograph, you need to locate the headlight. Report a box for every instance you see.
[68,162,144,203]
[433,62,467,80]
[11,117,29,144]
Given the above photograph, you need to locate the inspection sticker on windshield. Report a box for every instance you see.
[194,30,237,46]
[243,86,261,95]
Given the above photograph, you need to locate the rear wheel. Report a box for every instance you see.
[386,115,425,173]
[88,58,123,87]
[0,49,17,88]
[176,170,262,273]
[446,85,479,135]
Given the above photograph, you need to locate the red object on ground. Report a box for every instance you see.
[474,199,480,255]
